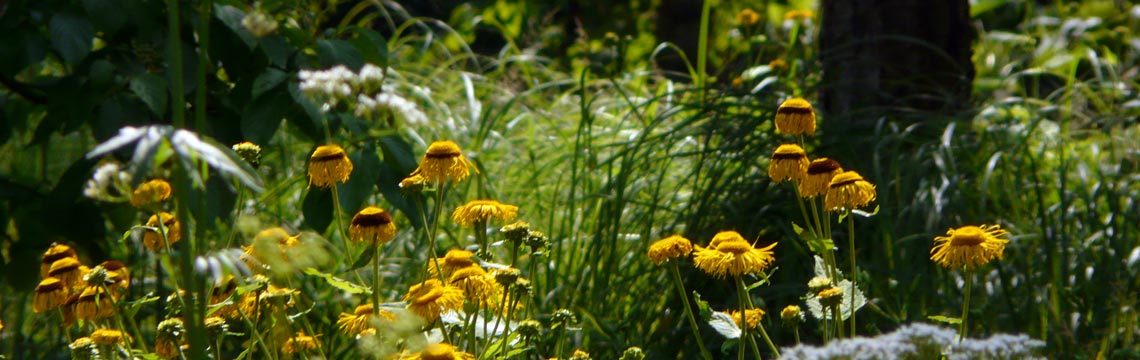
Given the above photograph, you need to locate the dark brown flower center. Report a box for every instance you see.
[806,159,841,175]
[311,151,348,162]
[777,106,813,115]
[352,211,392,227]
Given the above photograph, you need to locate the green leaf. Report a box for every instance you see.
[241,85,289,145]
[338,144,381,215]
[251,68,288,99]
[806,236,835,255]
[82,0,127,34]
[927,315,962,325]
[792,223,805,236]
[213,5,257,49]
[317,39,364,70]
[350,27,389,68]
[49,13,94,65]
[130,73,169,116]
[301,187,333,232]
[303,267,371,295]
[349,246,375,270]
[259,35,292,67]
[120,295,161,318]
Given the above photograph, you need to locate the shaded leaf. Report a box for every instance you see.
[317,39,363,70]
[241,85,289,145]
[49,13,94,65]
[302,187,333,232]
[303,267,371,295]
[130,74,169,116]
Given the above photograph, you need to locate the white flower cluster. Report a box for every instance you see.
[778,323,1045,360]
[298,64,426,126]
[83,162,133,202]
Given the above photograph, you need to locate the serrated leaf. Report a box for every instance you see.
[303,267,371,295]
[251,68,288,99]
[927,315,962,325]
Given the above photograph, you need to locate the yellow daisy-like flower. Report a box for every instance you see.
[337,303,396,335]
[825,170,876,211]
[34,277,69,313]
[282,332,320,354]
[48,257,85,289]
[91,329,130,345]
[41,243,77,278]
[428,249,477,279]
[400,343,476,360]
[692,231,777,278]
[74,286,116,321]
[799,158,842,198]
[400,173,429,192]
[729,308,766,330]
[737,9,760,26]
[647,235,693,265]
[775,98,816,136]
[143,212,181,252]
[350,206,397,245]
[452,200,519,227]
[817,287,843,307]
[780,305,803,325]
[768,144,809,183]
[449,265,501,307]
[308,144,353,188]
[232,141,262,167]
[130,179,172,207]
[404,279,464,323]
[931,225,1010,270]
[411,141,473,184]
[569,349,593,360]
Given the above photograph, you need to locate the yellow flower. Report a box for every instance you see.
[401,343,476,360]
[308,144,353,188]
[768,59,788,72]
[337,303,396,335]
[34,277,69,313]
[41,243,77,278]
[69,337,96,359]
[569,349,593,360]
[737,9,760,26]
[74,286,116,321]
[404,279,464,323]
[647,235,693,265]
[780,305,803,325]
[412,141,473,184]
[428,249,477,279]
[825,171,876,211]
[784,10,814,22]
[48,257,85,289]
[241,227,303,270]
[130,179,172,207]
[449,265,501,307]
[91,329,130,346]
[452,200,519,227]
[931,225,1010,269]
[350,206,397,245]
[799,158,842,198]
[729,308,766,330]
[400,173,429,192]
[818,287,843,307]
[775,98,816,136]
[768,144,809,183]
[99,260,131,292]
[143,212,181,252]
[692,231,777,278]
[282,332,320,354]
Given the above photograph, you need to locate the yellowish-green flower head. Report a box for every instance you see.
[308,144,353,188]
[402,343,475,360]
[144,212,181,252]
[737,9,760,26]
[818,287,844,307]
[130,179,172,207]
[404,279,464,323]
[730,308,766,330]
[931,224,1009,270]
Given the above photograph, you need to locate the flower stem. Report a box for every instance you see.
[669,263,713,360]
[959,270,974,343]
[424,184,449,282]
[846,210,857,336]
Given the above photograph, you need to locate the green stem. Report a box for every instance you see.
[670,263,714,360]
[166,0,185,129]
[371,244,382,315]
[475,219,489,259]
[792,185,818,238]
[424,184,448,282]
[847,210,857,336]
[330,185,348,246]
[695,0,711,103]
[194,0,210,131]
[959,270,974,343]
